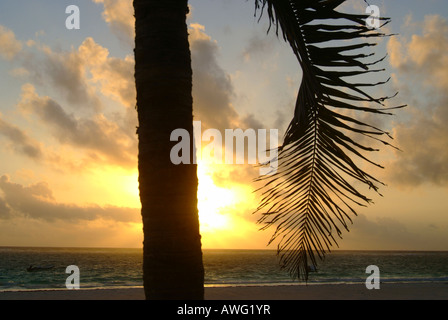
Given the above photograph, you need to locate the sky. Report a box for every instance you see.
[0,0,447,250]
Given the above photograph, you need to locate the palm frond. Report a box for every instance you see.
[254,0,405,280]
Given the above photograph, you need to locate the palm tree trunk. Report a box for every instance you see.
[134,0,204,299]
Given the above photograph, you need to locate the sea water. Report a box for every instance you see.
[0,247,447,291]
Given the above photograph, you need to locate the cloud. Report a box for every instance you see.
[85,3,263,131]
[386,15,448,187]
[12,35,135,112]
[241,34,275,62]
[389,15,448,89]
[189,23,265,132]
[0,25,22,60]
[0,175,139,223]
[92,0,134,46]
[19,36,137,128]
[19,41,102,110]
[342,213,421,250]
[17,84,137,168]
[0,197,11,219]
[0,216,142,247]
[1,34,138,170]
[3,7,267,174]
[338,0,368,13]
[79,37,136,109]
[189,23,275,170]
[189,23,239,131]
[0,114,42,159]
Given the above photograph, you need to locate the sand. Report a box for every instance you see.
[1,282,447,300]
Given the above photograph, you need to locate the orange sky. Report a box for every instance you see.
[0,0,447,250]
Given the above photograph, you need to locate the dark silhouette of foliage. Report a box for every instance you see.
[253,0,404,280]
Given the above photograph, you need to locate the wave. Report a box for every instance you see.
[1,248,447,291]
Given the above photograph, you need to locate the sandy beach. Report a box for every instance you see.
[1,283,447,300]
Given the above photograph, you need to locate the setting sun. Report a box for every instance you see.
[195,160,265,248]
[197,163,234,232]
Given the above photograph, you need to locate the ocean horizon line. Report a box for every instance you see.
[1,248,447,292]
[1,246,447,252]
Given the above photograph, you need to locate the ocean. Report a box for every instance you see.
[0,247,447,291]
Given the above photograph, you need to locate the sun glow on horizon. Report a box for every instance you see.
[197,162,234,233]
[195,160,266,248]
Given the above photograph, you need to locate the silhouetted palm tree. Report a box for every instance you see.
[133,0,402,299]
[134,0,203,299]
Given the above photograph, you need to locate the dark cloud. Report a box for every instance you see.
[20,43,102,110]
[189,24,272,168]
[190,25,238,131]
[190,24,266,133]
[240,113,265,130]
[0,115,42,159]
[18,84,136,168]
